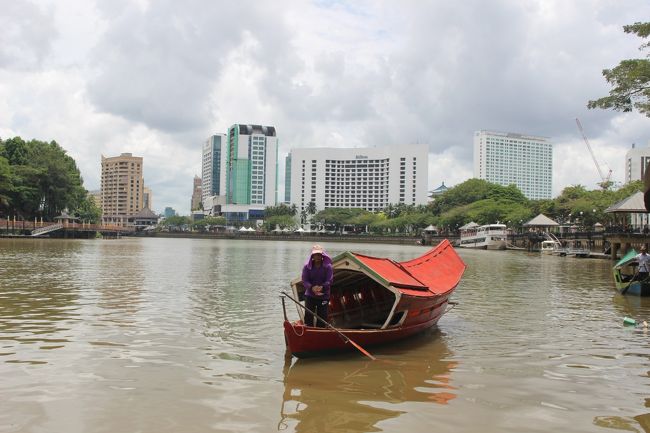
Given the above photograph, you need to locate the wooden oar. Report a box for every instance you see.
[621,271,638,295]
[281,291,376,361]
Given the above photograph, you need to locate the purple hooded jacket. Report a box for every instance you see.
[302,249,334,299]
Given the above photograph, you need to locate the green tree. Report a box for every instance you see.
[429,178,502,215]
[0,156,12,209]
[264,215,296,232]
[265,203,296,217]
[75,196,102,223]
[1,137,29,165]
[161,215,190,230]
[191,216,227,232]
[312,208,367,233]
[588,22,650,116]
[0,137,88,220]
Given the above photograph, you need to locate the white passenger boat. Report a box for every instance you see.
[458,223,508,250]
[540,240,562,255]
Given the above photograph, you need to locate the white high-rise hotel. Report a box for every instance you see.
[286,144,428,212]
[625,143,650,183]
[473,130,552,200]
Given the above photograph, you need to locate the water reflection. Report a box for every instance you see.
[0,239,86,362]
[279,331,457,432]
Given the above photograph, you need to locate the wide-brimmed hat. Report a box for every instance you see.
[310,244,324,256]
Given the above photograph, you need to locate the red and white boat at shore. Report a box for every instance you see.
[281,240,466,358]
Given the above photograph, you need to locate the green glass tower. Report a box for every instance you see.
[226,124,278,206]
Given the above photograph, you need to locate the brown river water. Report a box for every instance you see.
[1,237,650,433]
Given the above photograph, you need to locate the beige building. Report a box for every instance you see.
[143,186,153,211]
[191,175,202,211]
[101,153,144,226]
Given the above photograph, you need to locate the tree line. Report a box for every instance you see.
[0,137,101,223]
[265,179,644,235]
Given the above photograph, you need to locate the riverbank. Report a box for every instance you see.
[149,231,452,245]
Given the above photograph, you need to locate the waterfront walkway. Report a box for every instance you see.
[0,218,133,238]
[509,230,650,260]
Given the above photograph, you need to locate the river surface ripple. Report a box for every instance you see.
[1,237,650,433]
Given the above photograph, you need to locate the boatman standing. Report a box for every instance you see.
[636,246,650,281]
[301,244,334,327]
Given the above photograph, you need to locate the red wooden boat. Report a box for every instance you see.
[282,239,466,358]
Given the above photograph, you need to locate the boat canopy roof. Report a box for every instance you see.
[615,248,638,269]
[332,239,466,296]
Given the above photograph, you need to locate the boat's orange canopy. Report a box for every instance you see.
[342,240,466,297]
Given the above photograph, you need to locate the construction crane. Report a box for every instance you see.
[575,118,613,190]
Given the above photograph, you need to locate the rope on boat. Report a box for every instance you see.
[281,294,306,336]
[290,321,305,337]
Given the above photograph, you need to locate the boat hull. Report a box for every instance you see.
[457,238,507,250]
[620,281,650,296]
[458,224,508,250]
[613,268,650,296]
[283,309,446,358]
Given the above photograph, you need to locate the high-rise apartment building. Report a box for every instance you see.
[191,175,202,211]
[226,124,278,206]
[286,144,428,213]
[201,134,227,206]
[100,153,144,226]
[473,130,552,200]
[625,143,650,183]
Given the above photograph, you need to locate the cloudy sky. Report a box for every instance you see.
[2,0,650,214]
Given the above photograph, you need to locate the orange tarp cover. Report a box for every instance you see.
[353,240,466,296]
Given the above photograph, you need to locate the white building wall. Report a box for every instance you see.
[473,130,552,200]
[625,145,650,183]
[288,144,428,212]
[264,135,278,207]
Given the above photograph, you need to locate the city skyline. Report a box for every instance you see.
[2,1,650,214]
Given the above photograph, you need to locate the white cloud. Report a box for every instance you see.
[2,0,650,214]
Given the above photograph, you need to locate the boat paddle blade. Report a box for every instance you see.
[348,339,376,361]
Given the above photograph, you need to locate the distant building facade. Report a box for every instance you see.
[164,207,176,219]
[284,153,292,204]
[473,130,552,200]
[286,144,428,213]
[201,134,227,207]
[100,153,144,226]
[226,124,278,206]
[143,186,153,210]
[625,143,650,183]
[191,175,202,211]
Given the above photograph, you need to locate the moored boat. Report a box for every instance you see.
[458,223,507,250]
[613,249,650,296]
[540,240,562,255]
[564,240,591,258]
[281,240,466,358]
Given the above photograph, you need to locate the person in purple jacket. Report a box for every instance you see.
[301,244,334,327]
